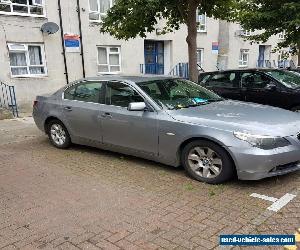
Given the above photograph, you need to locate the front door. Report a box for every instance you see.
[144,41,164,75]
[100,81,158,156]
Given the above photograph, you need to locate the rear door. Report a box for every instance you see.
[240,72,282,107]
[62,80,105,142]
[202,71,243,100]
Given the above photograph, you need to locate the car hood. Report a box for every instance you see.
[166,100,300,137]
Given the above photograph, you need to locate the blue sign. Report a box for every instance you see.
[220,235,295,246]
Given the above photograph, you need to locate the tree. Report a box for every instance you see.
[100,0,235,82]
[236,0,300,67]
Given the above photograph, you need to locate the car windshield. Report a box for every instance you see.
[137,78,223,110]
[266,70,300,89]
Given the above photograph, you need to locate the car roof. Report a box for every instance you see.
[199,68,287,75]
[75,75,179,84]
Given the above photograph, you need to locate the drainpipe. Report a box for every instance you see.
[76,0,86,78]
[58,0,69,84]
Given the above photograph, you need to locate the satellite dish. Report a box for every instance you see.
[41,22,59,35]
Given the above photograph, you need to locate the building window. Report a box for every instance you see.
[8,43,47,77]
[241,29,251,37]
[0,0,45,17]
[197,48,204,68]
[89,0,114,22]
[239,49,249,67]
[278,31,286,40]
[196,11,206,32]
[97,46,121,74]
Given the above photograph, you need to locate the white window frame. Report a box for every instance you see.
[0,0,46,17]
[241,29,251,37]
[89,0,114,23]
[97,46,121,74]
[197,48,204,68]
[196,11,207,33]
[239,49,249,68]
[8,43,47,78]
[278,31,286,40]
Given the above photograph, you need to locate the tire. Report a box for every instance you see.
[291,106,300,113]
[181,140,235,184]
[46,119,71,149]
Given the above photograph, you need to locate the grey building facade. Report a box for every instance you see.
[0,0,297,111]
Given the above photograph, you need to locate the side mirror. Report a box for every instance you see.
[265,83,277,91]
[128,102,147,111]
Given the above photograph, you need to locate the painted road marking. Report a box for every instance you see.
[268,194,297,212]
[250,193,296,212]
[250,193,278,203]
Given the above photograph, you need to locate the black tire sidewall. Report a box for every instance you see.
[47,120,71,149]
[181,140,234,184]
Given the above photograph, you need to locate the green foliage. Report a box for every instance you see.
[237,0,300,53]
[100,0,235,40]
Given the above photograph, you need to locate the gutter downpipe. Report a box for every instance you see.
[76,0,86,78]
[58,0,69,84]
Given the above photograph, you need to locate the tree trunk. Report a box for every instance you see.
[186,1,199,82]
[298,43,300,67]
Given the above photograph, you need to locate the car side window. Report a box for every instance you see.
[206,73,237,88]
[241,73,272,89]
[199,74,212,85]
[105,81,144,108]
[64,81,105,103]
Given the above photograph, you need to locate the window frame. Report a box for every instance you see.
[239,49,249,68]
[206,72,239,89]
[63,80,106,104]
[8,43,47,78]
[197,48,204,68]
[97,46,122,75]
[0,0,46,18]
[196,11,207,33]
[278,31,286,40]
[89,0,114,23]
[104,80,145,108]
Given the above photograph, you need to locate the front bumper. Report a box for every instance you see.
[228,135,300,180]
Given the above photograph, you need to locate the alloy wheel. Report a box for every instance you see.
[50,124,66,146]
[187,146,223,179]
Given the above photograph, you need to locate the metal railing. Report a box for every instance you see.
[257,59,296,69]
[0,81,18,117]
[169,63,189,79]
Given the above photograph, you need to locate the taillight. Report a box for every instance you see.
[33,100,38,107]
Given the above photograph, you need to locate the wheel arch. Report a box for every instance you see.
[44,116,64,134]
[177,136,237,172]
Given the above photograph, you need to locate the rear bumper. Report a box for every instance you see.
[227,137,300,180]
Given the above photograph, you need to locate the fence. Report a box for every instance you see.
[0,81,18,117]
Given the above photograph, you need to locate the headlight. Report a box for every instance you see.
[233,132,291,150]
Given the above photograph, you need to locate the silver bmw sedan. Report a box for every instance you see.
[33,76,300,184]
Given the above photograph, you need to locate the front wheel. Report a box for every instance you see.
[47,120,71,149]
[181,140,235,184]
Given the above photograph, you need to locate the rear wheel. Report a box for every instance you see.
[47,119,71,149]
[291,106,300,113]
[181,140,235,184]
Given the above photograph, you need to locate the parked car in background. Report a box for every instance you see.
[199,69,300,112]
[33,76,300,184]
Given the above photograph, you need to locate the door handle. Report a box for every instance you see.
[101,112,112,118]
[64,106,72,112]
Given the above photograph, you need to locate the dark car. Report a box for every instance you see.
[199,69,300,112]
